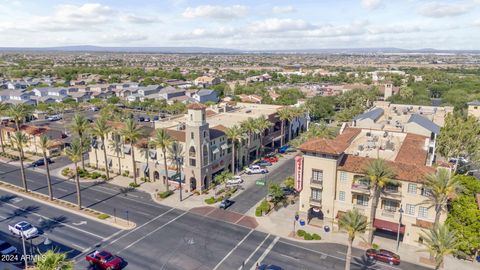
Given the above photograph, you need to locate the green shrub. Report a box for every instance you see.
[255,207,263,217]
[372,243,379,250]
[312,233,321,240]
[204,197,216,204]
[101,174,107,180]
[297,229,306,237]
[216,196,224,202]
[159,190,174,199]
[61,168,71,176]
[90,172,101,179]
[304,233,313,240]
[97,213,110,220]
[216,188,225,195]
[129,182,140,188]
[259,200,271,213]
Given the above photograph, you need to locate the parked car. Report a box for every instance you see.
[282,187,297,196]
[263,156,278,163]
[245,165,268,175]
[226,176,243,185]
[257,264,284,270]
[30,158,53,167]
[278,145,291,154]
[47,115,61,121]
[0,240,17,256]
[85,250,123,270]
[8,221,39,239]
[219,199,234,209]
[144,117,150,122]
[254,160,272,167]
[366,249,400,265]
[138,116,145,122]
[153,116,159,121]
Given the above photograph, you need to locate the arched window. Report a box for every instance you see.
[189,146,196,157]
[203,145,208,164]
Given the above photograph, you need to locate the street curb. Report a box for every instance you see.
[0,181,136,231]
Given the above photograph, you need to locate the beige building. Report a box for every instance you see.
[193,76,220,88]
[296,125,446,246]
[467,101,480,119]
[1,124,64,156]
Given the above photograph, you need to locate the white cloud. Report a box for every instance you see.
[101,33,148,43]
[361,0,382,10]
[182,5,247,19]
[272,6,296,14]
[474,19,480,26]
[303,20,368,38]
[418,2,471,18]
[121,14,161,24]
[249,18,314,32]
[171,27,237,40]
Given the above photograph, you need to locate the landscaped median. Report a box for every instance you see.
[0,181,135,230]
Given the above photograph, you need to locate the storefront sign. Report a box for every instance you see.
[294,156,304,192]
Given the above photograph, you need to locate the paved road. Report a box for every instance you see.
[0,161,430,270]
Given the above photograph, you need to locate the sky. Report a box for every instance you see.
[0,0,479,50]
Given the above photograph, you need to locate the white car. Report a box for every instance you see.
[47,115,61,121]
[245,165,268,175]
[226,175,243,185]
[8,221,39,239]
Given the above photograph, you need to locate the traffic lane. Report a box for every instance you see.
[99,211,256,270]
[228,157,295,214]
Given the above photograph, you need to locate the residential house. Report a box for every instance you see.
[193,89,218,103]
[194,76,220,88]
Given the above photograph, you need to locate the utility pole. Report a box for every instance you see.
[21,232,28,269]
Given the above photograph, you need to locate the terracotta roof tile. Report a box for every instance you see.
[395,133,428,166]
[165,129,186,142]
[187,103,206,110]
[298,128,361,155]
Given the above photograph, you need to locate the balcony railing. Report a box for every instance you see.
[382,188,402,198]
[309,197,322,205]
[311,178,323,188]
[351,183,370,193]
[381,210,396,218]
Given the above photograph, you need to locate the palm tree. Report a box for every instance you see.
[240,117,259,162]
[0,102,8,152]
[338,209,368,270]
[120,118,143,185]
[167,141,184,200]
[138,139,151,181]
[65,138,83,209]
[225,125,243,174]
[418,224,459,270]
[91,117,112,181]
[214,170,233,190]
[277,107,293,146]
[421,168,461,226]
[362,158,396,244]
[255,115,273,156]
[109,132,123,175]
[10,131,29,192]
[38,135,54,200]
[33,249,73,270]
[7,104,32,131]
[151,129,172,191]
[70,114,89,170]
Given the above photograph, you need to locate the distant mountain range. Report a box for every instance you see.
[0,45,478,54]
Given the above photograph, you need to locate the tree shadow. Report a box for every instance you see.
[37,215,68,233]
[6,205,40,220]
[0,194,17,205]
[352,255,380,270]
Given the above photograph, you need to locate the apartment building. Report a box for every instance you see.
[1,124,65,156]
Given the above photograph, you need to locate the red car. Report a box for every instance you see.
[366,249,400,265]
[86,250,123,269]
[263,155,279,163]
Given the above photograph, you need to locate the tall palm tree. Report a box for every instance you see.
[109,132,123,175]
[255,115,273,156]
[138,139,151,181]
[33,249,73,270]
[421,168,461,226]
[240,117,259,162]
[362,158,396,244]
[10,131,29,192]
[151,129,172,191]
[277,107,293,146]
[65,138,83,210]
[91,117,112,181]
[0,102,8,152]
[225,125,243,174]
[338,209,368,270]
[120,118,143,185]
[70,114,89,170]
[38,135,54,200]
[7,104,32,131]
[167,141,184,200]
[214,170,233,190]
[418,224,459,270]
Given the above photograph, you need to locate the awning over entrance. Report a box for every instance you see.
[123,144,131,154]
[212,146,220,154]
[373,219,405,234]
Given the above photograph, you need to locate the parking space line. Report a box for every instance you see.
[117,212,187,254]
[238,233,270,270]
[250,236,279,270]
[213,229,254,270]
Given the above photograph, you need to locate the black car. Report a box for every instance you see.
[30,158,53,167]
[282,187,297,196]
[257,264,283,270]
[219,199,233,209]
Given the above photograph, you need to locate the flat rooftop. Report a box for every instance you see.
[345,129,407,161]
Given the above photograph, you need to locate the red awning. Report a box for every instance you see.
[373,219,405,234]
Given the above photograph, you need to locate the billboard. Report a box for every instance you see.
[294,155,304,192]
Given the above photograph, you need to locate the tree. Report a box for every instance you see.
[225,125,243,174]
[167,141,184,200]
[268,183,284,204]
[418,224,460,270]
[120,118,143,185]
[255,115,273,156]
[33,249,73,270]
[422,168,461,226]
[338,209,368,270]
[290,122,337,147]
[399,86,414,100]
[70,114,90,170]
[65,138,83,210]
[109,132,123,175]
[10,131,29,192]
[240,117,259,162]
[7,104,32,131]
[283,176,294,189]
[0,102,8,152]
[306,96,336,121]
[362,158,396,244]
[91,117,112,181]
[151,129,172,191]
[38,135,54,200]
[278,107,293,146]
[214,170,233,190]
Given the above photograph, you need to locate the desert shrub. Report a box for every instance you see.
[204,197,216,204]
[303,233,313,240]
[97,213,110,220]
[159,190,174,199]
[129,182,140,188]
[312,233,321,240]
[255,207,263,217]
[297,230,306,237]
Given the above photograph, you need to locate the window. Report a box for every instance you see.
[339,191,346,201]
[339,172,347,183]
[191,132,194,139]
[312,170,323,182]
[385,183,399,193]
[189,158,196,167]
[406,204,415,215]
[189,146,196,157]
[311,188,322,202]
[203,131,207,138]
[421,187,432,197]
[408,183,417,194]
[356,194,369,206]
[383,200,398,212]
[418,206,428,218]
[203,145,208,164]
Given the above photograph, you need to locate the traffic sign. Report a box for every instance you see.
[256,180,266,186]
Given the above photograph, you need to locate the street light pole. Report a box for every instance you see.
[396,205,404,252]
[21,232,28,269]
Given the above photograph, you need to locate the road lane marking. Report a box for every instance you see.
[71,243,87,251]
[117,211,187,254]
[57,188,68,192]
[250,236,279,270]
[108,208,175,245]
[213,229,254,270]
[238,233,271,270]
[2,201,105,239]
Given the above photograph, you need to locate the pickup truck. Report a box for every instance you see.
[86,250,123,270]
[245,165,268,175]
[8,221,39,239]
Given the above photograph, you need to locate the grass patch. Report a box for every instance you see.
[97,213,110,220]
